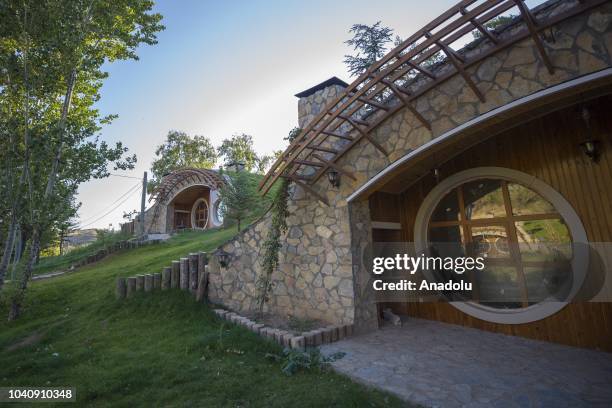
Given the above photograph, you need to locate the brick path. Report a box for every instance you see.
[321,317,612,407]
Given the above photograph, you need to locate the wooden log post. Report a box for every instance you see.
[144,274,153,292]
[179,258,189,290]
[153,273,162,289]
[136,274,145,291]
[188,253,198,294]
[127,277,136,297]
[196,253,209,302]
[115,277,127,299]
[161,267,171,290]
[171,260,180,289]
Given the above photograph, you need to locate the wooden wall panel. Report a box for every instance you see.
[376,95,612,351]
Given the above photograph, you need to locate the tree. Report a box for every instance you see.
[0,0,164,320]
[343,21,394,77]
[217,134,259,172]
[149,130,217,192]
[217,170,258,232]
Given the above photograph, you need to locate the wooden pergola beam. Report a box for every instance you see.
[319,129,354,141]
[426,32,485,103]
[383,79,432,130]
[460,6,499,44]
[259,0,601,196]
[281,175,329,206]
[358,96,390,111]
[513,0,555,74]
[342,116,389,157]
[311,153,357,181]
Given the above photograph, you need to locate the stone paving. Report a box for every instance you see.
[321,317,612,407]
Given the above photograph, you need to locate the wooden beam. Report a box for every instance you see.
[342,117,389,156]
[282,175,329,206]
[407,60,436,79]
[338,114,370,127]
[460,6,499,44]
[383,80,432,130]
[307,145,339,154]
[426,32,485,103]
[513,0,554,74]
[318,129,354,141]
[358,97,390,111]
[311,154,357,181]
[294,159,325,167]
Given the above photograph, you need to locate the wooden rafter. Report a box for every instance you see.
[259,0,605,196]
[424,31,485,103]
[513,0,555,74]
[311,154,357,181]
[341,116,389,156]
[281,175,329,206]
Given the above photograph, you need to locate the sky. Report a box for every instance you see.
[77,0,459,230]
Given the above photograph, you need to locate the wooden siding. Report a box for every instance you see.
[372,96,612,351]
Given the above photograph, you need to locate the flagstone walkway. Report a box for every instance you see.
[321,317,612,407]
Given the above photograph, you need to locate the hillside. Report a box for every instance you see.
[0,227,405,407]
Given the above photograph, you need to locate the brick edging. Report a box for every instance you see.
[213,309,353,350]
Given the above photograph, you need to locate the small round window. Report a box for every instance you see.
[213,200,225,225]
[415,167,588,324]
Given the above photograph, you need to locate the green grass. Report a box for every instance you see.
[33,231,133,276]
[0,227,407,407]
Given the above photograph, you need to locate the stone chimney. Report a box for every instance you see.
[295,76,349,128]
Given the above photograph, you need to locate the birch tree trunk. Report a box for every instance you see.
[8,69,77,321]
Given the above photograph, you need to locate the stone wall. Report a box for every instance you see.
[298,84,347,128]
[208,1,612,328]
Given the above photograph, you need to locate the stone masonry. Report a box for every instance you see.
[208,1,612,331]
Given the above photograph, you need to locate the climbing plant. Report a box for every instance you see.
[256,177,290,316]
[255,128,301,315]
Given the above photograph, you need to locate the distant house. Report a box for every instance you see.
[133,168,225,234]
[208,0,612,351]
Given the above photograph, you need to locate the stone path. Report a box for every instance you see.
[321,317,612,407]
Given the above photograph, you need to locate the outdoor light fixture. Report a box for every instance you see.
[327,169,340,188]
[215,249,231,268]
[579,139,601,163]
[579,106,601,163]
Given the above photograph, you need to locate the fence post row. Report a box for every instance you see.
[116,250,210,301]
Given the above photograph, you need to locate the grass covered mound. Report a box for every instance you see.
[0,229,406,407]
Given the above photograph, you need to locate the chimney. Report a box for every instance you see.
[295,76,349,128]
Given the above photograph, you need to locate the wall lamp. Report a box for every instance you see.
[580,106,601,163]
[215,248,231,268]
[327,169,340,188]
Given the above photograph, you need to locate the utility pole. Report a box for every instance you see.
[140,171,147,236]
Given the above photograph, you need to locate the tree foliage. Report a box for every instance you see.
[217,170,258,232]
[149,130,217,192]
[343,21,394,77]
[217,133,259,172]
[0,0,164,320]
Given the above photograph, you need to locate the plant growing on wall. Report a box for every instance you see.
[255,127,301,315]
[256,177,289,316]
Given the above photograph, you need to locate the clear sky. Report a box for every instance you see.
[77,0,459,230]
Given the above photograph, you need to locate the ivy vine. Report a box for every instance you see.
[256,127,301,316]
[256,177,290,316]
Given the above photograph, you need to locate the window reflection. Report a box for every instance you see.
[463,179,505,219]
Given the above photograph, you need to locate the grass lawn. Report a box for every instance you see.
[0,228,408,407]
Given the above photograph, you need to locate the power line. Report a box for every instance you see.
[109,173,143,180]
[78,182,141,224]
[78,183,142,228]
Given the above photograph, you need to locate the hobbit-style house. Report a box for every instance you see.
[137,168,225,234]
[207,0,612,351]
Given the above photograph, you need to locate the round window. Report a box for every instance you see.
[213,200,225,225]
[191,198,209,229]
[414,167,588,324]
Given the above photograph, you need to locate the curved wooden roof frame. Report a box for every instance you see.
[150,168,224,205]
[259,0,608,200]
